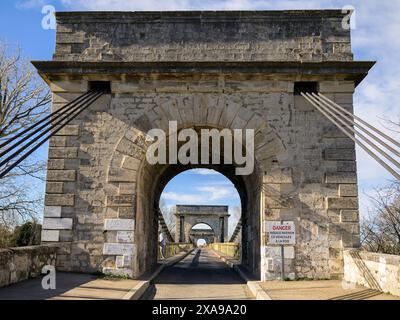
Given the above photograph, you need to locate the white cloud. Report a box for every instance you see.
[186,169,220,176]
[161,192,203,203]
[197,185,237,200]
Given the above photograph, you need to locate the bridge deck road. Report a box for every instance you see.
[144,248,253,300]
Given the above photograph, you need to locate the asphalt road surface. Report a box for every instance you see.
[143,248,253,300]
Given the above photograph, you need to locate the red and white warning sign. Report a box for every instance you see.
[266,221,296,245]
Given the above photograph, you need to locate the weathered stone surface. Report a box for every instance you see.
[263,168,293,184]
[117,231,134,243]
[44,206,62,218]
[122,156,141,171]
[108,167,137,183]
[46,182,64,194]
[106,196,135,207]
[54,11,353,63]
[43,218,73,230]
[0,245,58,288]
[344,250,400,297]
[326,173,357,184]
[41,230,60,242]
[47,170,76,182]
[103,244,135,256]
[48,147,78,159]
[45,194,75,207]
[327,197,358,210]
[324,149,356,161]
[104,219,135,231]
[341,210,359,222]
[56,125,80,136]
[116,255,132,268]
[39,10,366,281]
[339,184,358,197]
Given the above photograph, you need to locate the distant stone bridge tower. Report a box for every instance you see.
[33,10,374,280]
[174,205,229,244]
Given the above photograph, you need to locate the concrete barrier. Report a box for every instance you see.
[344,250,400,297]
[0,244,59,288]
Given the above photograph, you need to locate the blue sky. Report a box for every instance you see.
[1,0,399,229]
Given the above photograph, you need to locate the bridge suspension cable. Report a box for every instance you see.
[302,92,400,180]
[0,89,107,179]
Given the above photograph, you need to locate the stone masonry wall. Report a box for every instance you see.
[39,11,363,279]
[53,11,352,62]
[344,250,400,297]
[0,245,58,288]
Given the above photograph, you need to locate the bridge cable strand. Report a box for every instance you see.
[317,93,400,150]
[229,218,242,243]
[0,90,105,179]
[302,92,400,180]
[0,91,103,170]
[0,90,95,150]
[0,91,98,159]
[158,209,174,242]
[314,93,400,158]
[309,93,400,169]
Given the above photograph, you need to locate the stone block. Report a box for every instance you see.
[337,161,357,172]
[263,168,293,184]
[341,210,359,222]
[43,218,73,230]
[319,81,355,93]
[117,231,134,243]
[47,170,76,182]
[103,244,135,256]
[46,182,64,194]
[104,219,135,231]
[122,156,141,171]
[48,147,78,159]
[119,183,136,195]
[45,194,75,206]
[41,230,60,242]
[106,196,135,207]
[326,172,357,184]
[324,149,355,161]
[339,184,358,197]
[47,159,65,170]
[118,207,135,219]
[116,255,132,268]
[327,197,358,210]
[50,80,88,93]
[56,125,80,136]
[44,206,62,218]
[108,167,137,183]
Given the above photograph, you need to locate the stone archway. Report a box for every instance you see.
[38,10,369,282]
[189,223,216,246]
[175,205,229,244]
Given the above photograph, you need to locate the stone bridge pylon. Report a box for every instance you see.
[33,10,374,280]
[174,205,230,244]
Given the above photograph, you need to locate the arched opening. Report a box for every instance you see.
[135,159,262,279]
[196,239,207,248]
[190,223,215,247]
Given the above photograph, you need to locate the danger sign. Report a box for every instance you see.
[266,221,296,245]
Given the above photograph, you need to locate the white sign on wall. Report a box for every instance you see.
[266,221,296,245]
